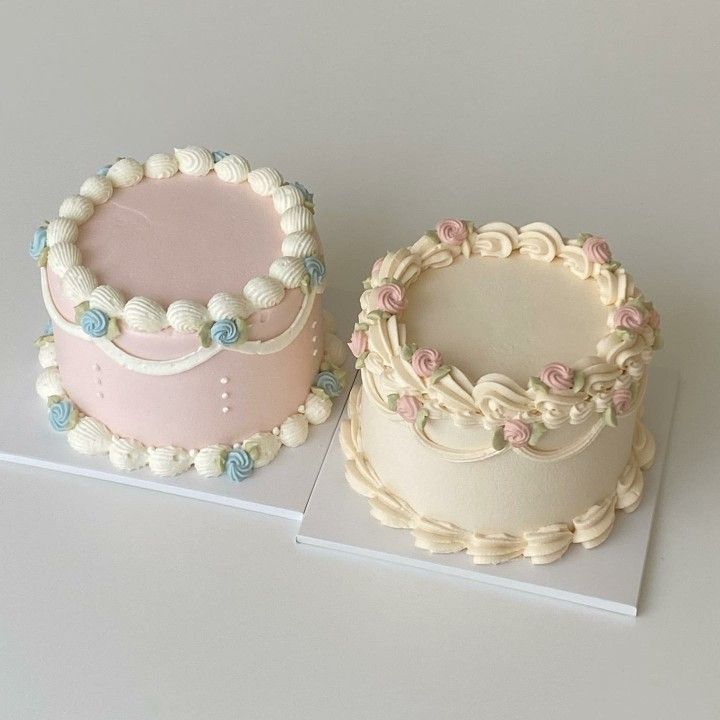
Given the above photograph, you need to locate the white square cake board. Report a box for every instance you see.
[0,288,357,520]
[297,367,679,614]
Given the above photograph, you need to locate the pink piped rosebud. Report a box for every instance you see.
[582,236,612,264]
[347,330,368,358]
[648,308,660,330]
[503,418,531,448]
[374,282,406,314]
[539,362,574,390]
[435,219,468,246]
[612,387,633,414]
[411,348,443,378]
[372,257,384,275]
[613,305,645,331]
[396,395,422,422]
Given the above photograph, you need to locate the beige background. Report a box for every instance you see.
[1,2,719,718]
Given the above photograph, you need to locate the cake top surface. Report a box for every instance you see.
[402,251,609,384]
[79,173,284,306]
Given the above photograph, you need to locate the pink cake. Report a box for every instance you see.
[32,147,347,479]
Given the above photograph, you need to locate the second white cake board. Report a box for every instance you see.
[297,367,678,615]
[0,288,357,520]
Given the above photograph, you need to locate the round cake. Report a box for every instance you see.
[32,146,347,479]
[343,220,660,564]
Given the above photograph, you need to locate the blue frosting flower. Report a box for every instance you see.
[43,321,54,336]
[212,150,228,163]
[291,181,314,204]
[48,399,77,432]
[29,227,47,260]
[304,256,326,287]
[80,308,110,337]
[96,164,112,177]
[315,370,342,398]
[210,319,240,346]
[225,448,254,482]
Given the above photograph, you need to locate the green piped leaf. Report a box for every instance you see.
[300,275,311,295]
[529,422,547,447]
[604,406,617,427]
[653,330,664,350]
[311,386,329,400]
[401,343,418,362]
[74,301,90,324]
[362,278,373,290]
[243,441,261,463]
[105,317,120,341]
[414,408,429,432]
[366,309,389,324]
[33,334,54,348]
[198,322,213,348]
[603,260,621,272]
[355,351,369,369]
[46,394,63,407]
[354,322,369,332]
[387,393,398,411]
[430,365,452,384]
[492,427,508,451]
[528,376,547,393]
[36,246,48,267]
[572,370,585,394]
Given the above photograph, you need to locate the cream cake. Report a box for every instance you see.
[31,146,346,479]
[343,220,660,564]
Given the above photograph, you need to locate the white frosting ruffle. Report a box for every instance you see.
[281,231,321,258]
[278,413,309,447]
[61,265,97,302]
[174,146,214,176]
[59,195,94,224]
[243,276,285,308]
[46,217,78,247]
[67,416,112,455]
[107,158,144,188]
[214,154,250,183]
[79,175,113,204]
[248,167,283,196]
[123,296,167,332]
[269,256,307,288]
[166,299,210,333]
[144,153,179,179]
[207,292,253,321]
[89,285,126,318]
[48,242,82,277]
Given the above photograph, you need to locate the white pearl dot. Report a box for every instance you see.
[232,442,241,449]
[222,406,230,414]
[298,405,305,413]
[221,392,229,400]
[312,336,317,342]
[220,377,229,384]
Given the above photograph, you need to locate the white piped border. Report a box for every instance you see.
[36,146,324,337]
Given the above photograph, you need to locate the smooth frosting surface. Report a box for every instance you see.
[77,173,284,305]
[403,252,608,384]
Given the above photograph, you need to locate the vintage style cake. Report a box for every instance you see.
[31,146,346,479]
[343,220,660,564]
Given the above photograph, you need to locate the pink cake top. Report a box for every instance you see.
[77,173,284,305]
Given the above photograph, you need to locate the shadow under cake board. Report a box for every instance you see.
[0,287,358,519]
[297,367,679,615]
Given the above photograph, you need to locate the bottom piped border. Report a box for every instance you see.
[34,325,348,481]
[340,386,656,565]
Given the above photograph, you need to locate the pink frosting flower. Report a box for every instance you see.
[539,362,574,390]
[435,219,468,246]
[374,283,406,314]
[396,395,422,422]
[582,236,612,264]
[347,330,368,358]
[613,305,645,331]
[503,418,531,448]
[612,387,633,414]
[648,308,661,330]
[411,348,443,378]
[372,257,384,276]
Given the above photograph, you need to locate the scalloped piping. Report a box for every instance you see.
[42,269,319,374]
[35,333,347,478]
[340,386,656,565]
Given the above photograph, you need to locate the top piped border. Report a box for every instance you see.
[30,146,326,349]
[347,220,662,456]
